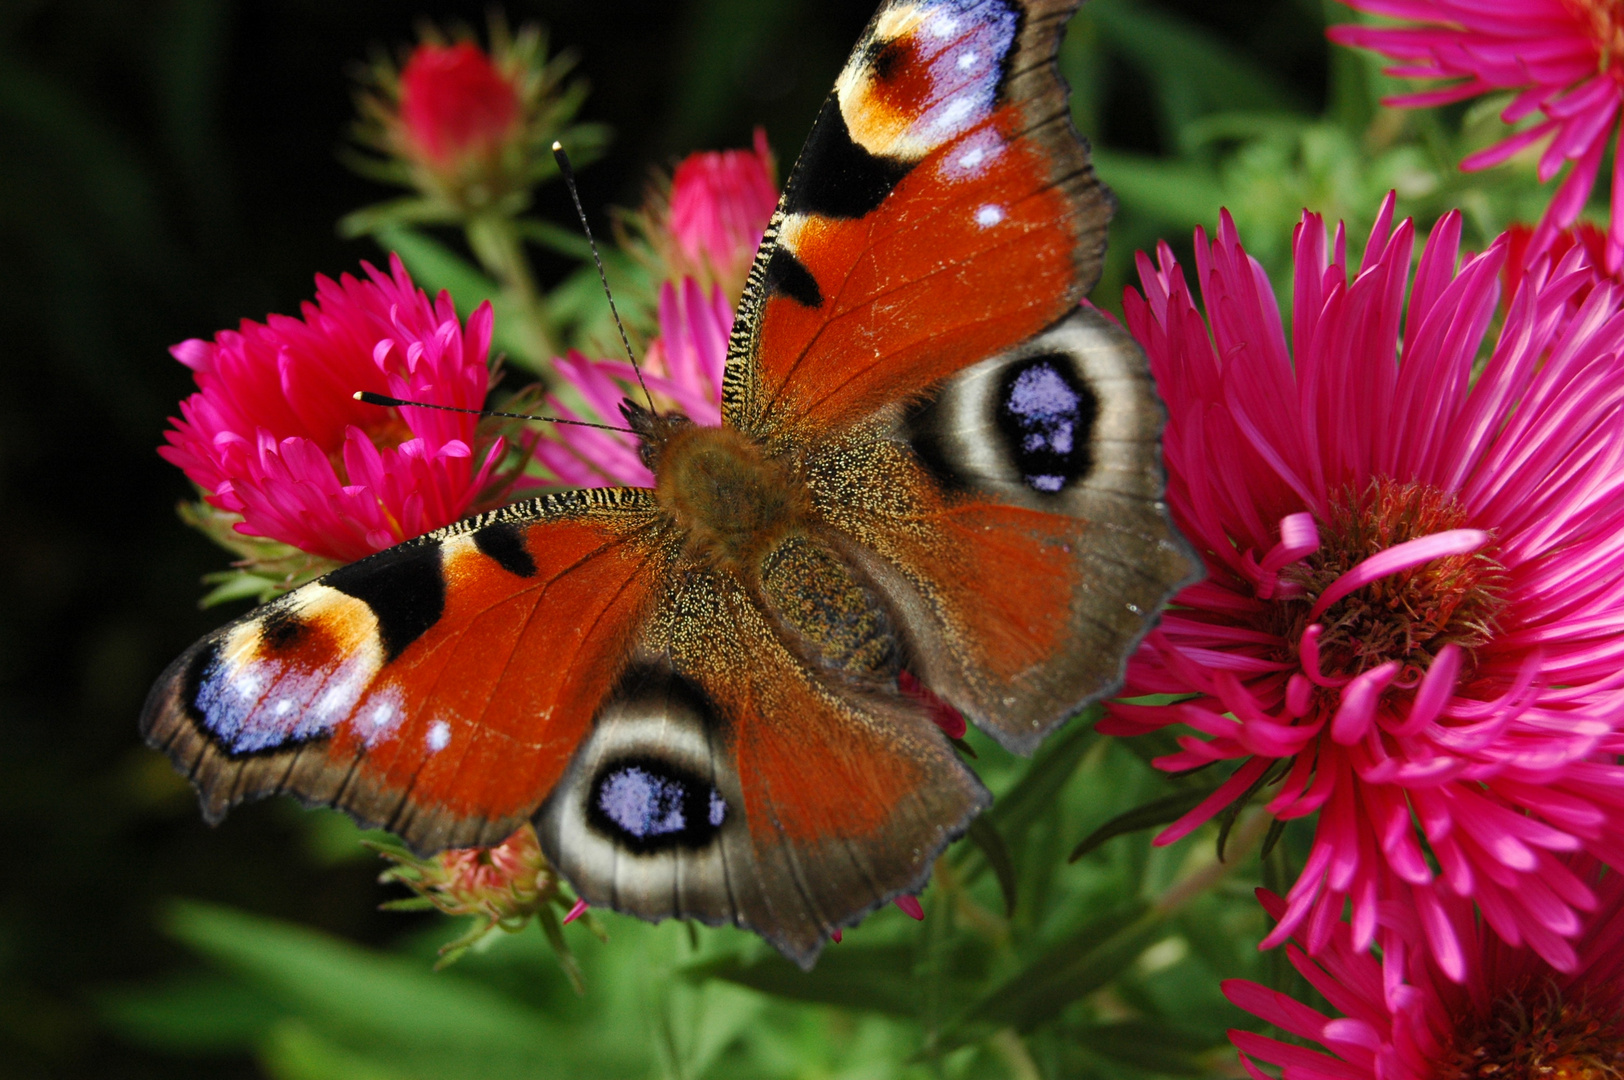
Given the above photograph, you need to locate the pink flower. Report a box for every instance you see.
[381,824,557,926]
[397,41,521,173]
[533,277,731,487]
[1504,220,1619,311]
[1102,196,1624,980]
[1224,860,1624,1080]
[1329,0,1624,270]
[662,130,777,296]
[160,255,505,563]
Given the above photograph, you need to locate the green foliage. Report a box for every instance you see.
[104,736,1275,1078]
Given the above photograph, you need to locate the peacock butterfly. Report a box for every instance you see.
[141,0,1200,968]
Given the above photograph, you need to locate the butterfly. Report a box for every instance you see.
[142,0,1199,968]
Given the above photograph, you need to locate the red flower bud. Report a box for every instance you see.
[397,42,521,172]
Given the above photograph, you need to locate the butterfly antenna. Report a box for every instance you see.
[353,392,637,435]
[551,141,657,416]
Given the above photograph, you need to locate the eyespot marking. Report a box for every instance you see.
[997,356,1097,493]
[586,756,728,853]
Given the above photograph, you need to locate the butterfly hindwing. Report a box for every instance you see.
[536,562,987,968]
[724,0,1108,437]
[806,308,1200,752]
[141,488,663,853]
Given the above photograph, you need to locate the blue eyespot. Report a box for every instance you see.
[996,357,1096,493]
[588,758,728,851]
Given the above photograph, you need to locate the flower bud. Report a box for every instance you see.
[398,42,521,176]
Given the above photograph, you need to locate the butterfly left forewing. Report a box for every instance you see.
[142,488,664,853]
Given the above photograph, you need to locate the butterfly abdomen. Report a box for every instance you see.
[759,534,898,678]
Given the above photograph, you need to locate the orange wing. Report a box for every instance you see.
[141,488,664,854]
[535,561,987,968]
[723,0,1109,440]
[808,309,1201,752]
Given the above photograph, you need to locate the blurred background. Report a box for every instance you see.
[0,1,1554,1077]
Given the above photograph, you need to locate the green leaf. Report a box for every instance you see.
[513,218,594,261]
[98,973,282,1052]
[968,816,1018,916]
[1069,786,1220,863]
[954,712,1096,888]
[988,710,1099,837]
[162,901,557,1053]
[1062,1019,1221,1077]
[261,1020,410,1080]
[1089,0,1306,146]
[338,197,459,239]
[372,225,500,308]
[941,904,1167,1046]
[1092,150,1226,228]
[684,944,926,1018]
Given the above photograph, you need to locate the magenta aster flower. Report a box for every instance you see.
[1225,859,1624,1080]
[532,277,731,487]
[1504,220,1621,313]
[659,130,777,297]
[1101,196,1624,979]
[1329,0,1624,270]
[160,255,505,564]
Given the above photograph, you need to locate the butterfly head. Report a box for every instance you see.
[620,398,807,570]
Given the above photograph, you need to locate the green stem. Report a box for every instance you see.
[466,212,556,370]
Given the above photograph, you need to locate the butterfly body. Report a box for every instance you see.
[144,0,1201,967]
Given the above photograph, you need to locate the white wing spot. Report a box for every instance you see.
[957,50,978,70]
[274,698,294,717]
[958,146,986,170]
[927,14,960,37]
[426,720,452,752]
[976,204,1005,227]
[936,96,973,130]
[369,701,395,727]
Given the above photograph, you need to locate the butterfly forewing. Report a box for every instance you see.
[141,488,663,854]
[723,0,1111,437]
[721,0,1199,751]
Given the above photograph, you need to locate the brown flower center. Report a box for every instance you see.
[1272,479,1507,681]
[1567,0,1624,74]
[1437,979,1624,1080]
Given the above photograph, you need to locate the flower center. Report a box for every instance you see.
[1567,0,1624,74]
[328,407,418,484]
[1274,479,1506,681]
[1437,980,1624,1080]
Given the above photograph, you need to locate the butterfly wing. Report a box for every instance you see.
[812,307,1199,751]
[724,0,1199,752]
[141,489,663,854]
[535,563,987,968]
[145,485,982,963]
[724,0,1110,437]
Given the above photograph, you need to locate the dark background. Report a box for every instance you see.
[0,1,1324,1075]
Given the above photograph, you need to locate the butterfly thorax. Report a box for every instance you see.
[628,402,897,678]
[638,410,807,570]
